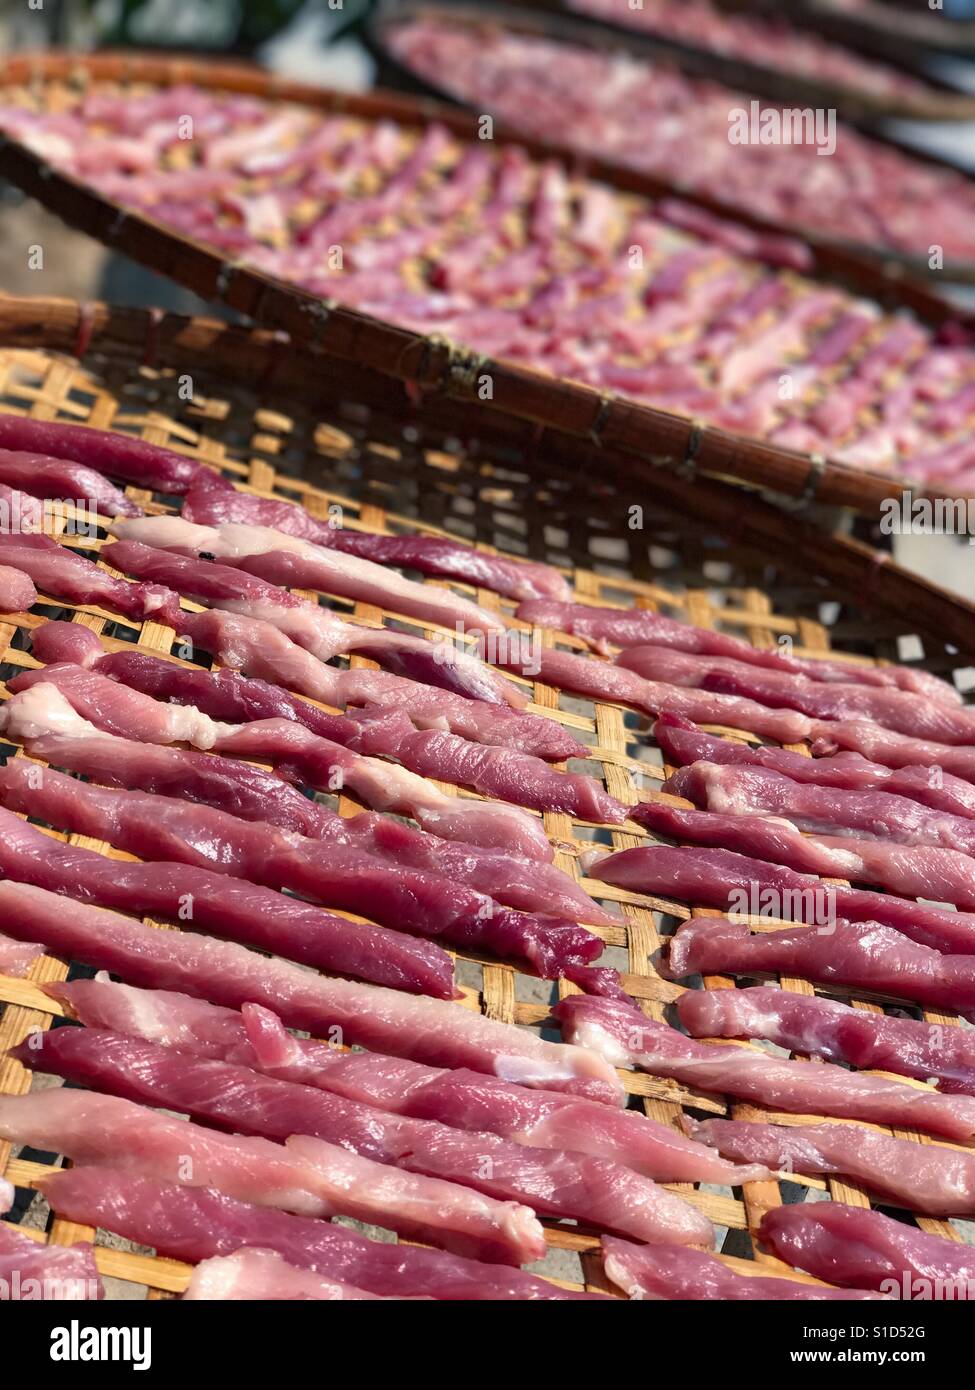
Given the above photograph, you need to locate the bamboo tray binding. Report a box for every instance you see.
[0,56,974,522]
[0,297,973,1298]
[400,0,975,122]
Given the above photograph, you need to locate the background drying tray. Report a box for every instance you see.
[366,0,975,276]
[398,0,975,122]
[0,293,973,1297]
[0,51,973,521]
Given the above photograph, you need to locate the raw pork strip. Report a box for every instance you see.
[2,692,346,837]
[182,467,570,602]
[517,601,955,701]
[87,639,618,822]
[9,664,238,749]
[491,641,813,742]
[677,987,975,1096]
[0,931,43,978]
[55,978,766,1186]
[103,538,525,708]
[351,706,624,823]
[655,715,975,820]
[11,662,554,858]
[39,622,603,814]
[170,608,584,760]
[692,1118,975,1215]
[42,1170,597,1299]
[628,800,975,912]
[602,1238,882,1301]
[0,1088,544,1264]
[30,619,108,666]
[0,807,454,997]
[0,479,45,533]
[0,756,604,981]
[554,994,975,1138]
[0,447,143,518]
[0,565,36,611]
[0,1221,103,1300]
[759,1203,975,1296]
[17,1027,711,1247]
[667,917,975,1017]
[183,1249,394,1300]
[0,414,204,493]
[13,603,581,770]
[111,515,503,634]
[6,672,568,896]
[619,647,975,745]
[212,719,556,859]
[0,532,173,621]
[589,841,975,956]
[0,881,623,1103]
[808,720,975,785]
[668,760,975,857]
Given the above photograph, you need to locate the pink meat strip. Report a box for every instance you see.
[0,1219,103,1300]
[602,1237,883,1302]
[0,447,143,518]
[112,513,504,635]
[0,564,35,611]
[17,1026,712,1248]
[54,976,767,1186]
[618,646,975,744]
[0,414,203,493]
[677,987,975,1095]
[0,880,623,1104]
[183,1249,398,1301]
[554,994,975,1138]
[692,1117,975,1215]
[667,916,975,1018]
[0,931,43,978]
[667,760,975,856]
[655,715,975,819]
[589,840,975,955]
[182,468,571,602]
[516,601,956,700]
[42,1169,598,1300]
[0,1088,545,1265]
[0,806,455,998]
[629,800,975,913]
[759,1203,975,1295]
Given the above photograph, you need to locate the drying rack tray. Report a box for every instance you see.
[0,51,973,521]
[0,296,972,1298]
[369,0,975,126]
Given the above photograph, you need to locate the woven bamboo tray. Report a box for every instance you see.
[0,52,973,523]
[387,0,975,122]
[0,294,972,1298]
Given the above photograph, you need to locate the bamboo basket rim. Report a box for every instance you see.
[373,0,975,123]
[0,288,973,659]
[0,314,971,1298]
[797,0,975,56]
[0,51,973,522]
